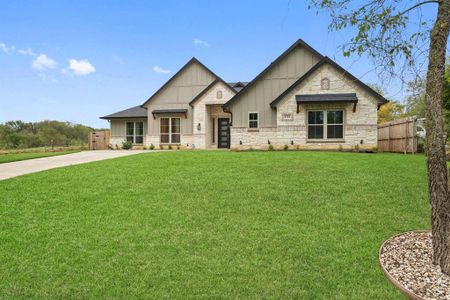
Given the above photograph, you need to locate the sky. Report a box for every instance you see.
[0,0,442,128]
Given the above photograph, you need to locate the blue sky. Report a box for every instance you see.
[0,0,441,128]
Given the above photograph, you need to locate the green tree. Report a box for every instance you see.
[378,101,405,123]
[309,0,450,273]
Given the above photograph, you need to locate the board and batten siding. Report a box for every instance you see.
[109,118,148,146]
[229,45,322,128]
[144,61,217,137]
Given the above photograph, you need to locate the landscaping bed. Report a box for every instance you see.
[380,231,450,300]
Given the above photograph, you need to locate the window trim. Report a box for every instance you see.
[306,109,344,141]
[126,121,144,144]
[159,117,181,144]
[248,112,259,129]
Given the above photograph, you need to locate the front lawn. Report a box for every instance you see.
[0,151,429,299]
[0,150,79,164]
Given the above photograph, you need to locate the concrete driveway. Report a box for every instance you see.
[0,150,147,181]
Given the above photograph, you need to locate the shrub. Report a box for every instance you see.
[159,144,164,150]
[177,144,180,150]
[122,140,132,150]
[268,144,274,151]
[149,144,155,150]
[296,145,300,151]
[283,144,289,151]
[168,145,172,150]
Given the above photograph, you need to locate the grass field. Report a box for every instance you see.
[0,150,80,164]
[0,151,429,298]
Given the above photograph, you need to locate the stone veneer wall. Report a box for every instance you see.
[230,63,379,150]
[143,81,234,149]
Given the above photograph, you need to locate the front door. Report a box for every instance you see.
[217,118,230,148]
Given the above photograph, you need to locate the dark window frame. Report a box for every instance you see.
[248,112,259,129]
[307,109,344,140]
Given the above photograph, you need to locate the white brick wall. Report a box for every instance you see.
[231,63,379,150]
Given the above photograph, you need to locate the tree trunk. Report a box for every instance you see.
[424,0,450,274]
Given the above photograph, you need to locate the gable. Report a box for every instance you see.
[142,58,217,107]
[223,39,323,127]
[270,57,388,108]
[223,39,323,111]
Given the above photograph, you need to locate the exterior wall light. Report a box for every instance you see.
[291,140,294,145]
[240,140,243,145]
[360,139,364,144]
[268,140,271,144]
[197,123,201,131]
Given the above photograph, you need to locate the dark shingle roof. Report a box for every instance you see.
[100,106,147,119]
[227,81,249,93]
[296,93,358,104]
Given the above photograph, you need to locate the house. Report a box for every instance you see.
[101,39,387,150]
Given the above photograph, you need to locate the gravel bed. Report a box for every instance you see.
[380,231,450,300]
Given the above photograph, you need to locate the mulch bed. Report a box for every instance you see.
[380,231,450,300]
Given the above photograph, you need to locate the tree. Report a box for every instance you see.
[378,101,405,123]
[309,0,450,274]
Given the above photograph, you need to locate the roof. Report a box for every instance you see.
[223,39,324,110]
[296,93,358,104]
[189,78,238,107]
[270,56,388,108]
[152,109,188,114]
[141,57,232,107]
[227,81,249,93]
[100,105,147,120]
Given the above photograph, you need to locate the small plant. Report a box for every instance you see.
[149,144,155,150]
[249,146,253,151]
[268,144,274,151]
[296,145,300,151]
[354,144,359,152]
[338,144,343,152]
[372,145,379,152]
[159,144,164,150]
[168,145,172,150]
[177,144,180,150]
[122,140,132,150]
[283,144,289,151]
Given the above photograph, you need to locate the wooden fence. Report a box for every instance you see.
[88,130,110,150]
[378,117,418,154]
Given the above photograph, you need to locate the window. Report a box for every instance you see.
[321,78,330,90]
[307,110,344,140]
[249,112,258,128]
[160,117,181,144]
[216,90,223,99]
[126,121,144,144]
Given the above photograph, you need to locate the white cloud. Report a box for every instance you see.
[17,48,36,56]
[32,54,57,71]
[153,65,171,74]
[68,59,96,75]
[0,43,15,54]
[194,38,210,48]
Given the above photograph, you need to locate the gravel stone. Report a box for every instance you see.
[380,231,450,300]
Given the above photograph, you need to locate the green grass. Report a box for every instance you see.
[0,151,429,299]
[0,150,80,164]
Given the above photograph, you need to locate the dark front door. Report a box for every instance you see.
[217,118,230,148]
